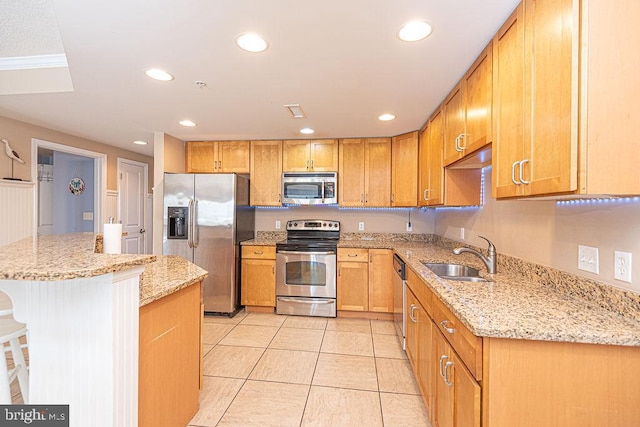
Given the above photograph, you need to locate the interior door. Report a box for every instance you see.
[119,159,147,254]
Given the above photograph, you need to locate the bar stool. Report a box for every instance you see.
[0,318,29,403]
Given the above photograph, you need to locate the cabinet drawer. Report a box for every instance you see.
[432,296,483,380]
[242,245,276,260]
[406,267,433,317]
[337,248,369,262]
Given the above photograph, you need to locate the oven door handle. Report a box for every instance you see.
[278,298,335,304]
[277,250,335,255]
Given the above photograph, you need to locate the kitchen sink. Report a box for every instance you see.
[421,262,489,282]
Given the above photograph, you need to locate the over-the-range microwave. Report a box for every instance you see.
[282,171,337,205]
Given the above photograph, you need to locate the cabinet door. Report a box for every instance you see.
[434,330,454,427]
[250,140,283,206]
[241,259,276,307]
[525,0,577,196]
[218,141,250,173]
[368,249,393,313]
[282,140,311,171]
[185,141,216,173]
[391,132,418,207]
[427,109,445,206]
[464,42,493,154]
[418,308,435,418]
[338,139,365,206]
[309,139,338,171]
[364,138,391,206]
[492,5,527,199]
[406,288,420,369]
[443,86,466,166]
[453,351,481,427]
[418,126,430,207]
[337,261,368,311]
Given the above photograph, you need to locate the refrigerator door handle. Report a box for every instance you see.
[193,198,200,248]
[187,198,194,248]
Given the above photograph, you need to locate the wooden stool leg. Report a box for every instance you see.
[9,337,28,403]
[0,344,11,404]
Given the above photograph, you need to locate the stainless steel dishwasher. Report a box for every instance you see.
[392,254,406,350]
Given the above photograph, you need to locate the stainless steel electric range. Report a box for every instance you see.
[275,219,340,317]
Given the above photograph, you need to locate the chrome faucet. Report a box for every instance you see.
[453,236,497,274]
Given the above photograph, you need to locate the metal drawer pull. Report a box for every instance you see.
[347,254,358,257]
[254,251,264,255]
[444,361,454,387]
[439,354,448,378]
[409,304,417,322]
[440,320,455,334]
[278,298,335,304]
[519,159,530,184]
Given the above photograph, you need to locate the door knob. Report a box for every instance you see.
[140,228,146,233]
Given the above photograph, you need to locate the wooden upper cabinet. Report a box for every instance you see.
[185,141,217,173]
[185,141,250,173]
[339,138,391,207]
[493,0,578,199]
[419,109,444,206]
[217,141,250,173]
[282,139,338,171]
[443,42,493,167]
[391,131,418,207]
[338,139,365,206]
[364,138,391,207]
[250,140,282,206]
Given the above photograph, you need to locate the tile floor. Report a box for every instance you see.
[189,311,432,427]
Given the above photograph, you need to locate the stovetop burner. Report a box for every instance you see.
[276,219,340,252]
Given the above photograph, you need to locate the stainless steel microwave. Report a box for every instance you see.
[282,172,338,205]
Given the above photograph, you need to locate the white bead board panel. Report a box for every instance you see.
[105,189,119,223]
[0,180,35,247]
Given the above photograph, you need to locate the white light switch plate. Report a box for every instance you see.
[275,220,281,229]
[83,212,94,221]
[358,222,365,231]
[578,245,599,274]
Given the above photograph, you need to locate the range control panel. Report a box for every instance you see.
[286,219,340,231]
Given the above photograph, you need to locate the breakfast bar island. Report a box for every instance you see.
[0,233,207,427]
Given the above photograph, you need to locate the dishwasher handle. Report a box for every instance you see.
[393,254,406,280]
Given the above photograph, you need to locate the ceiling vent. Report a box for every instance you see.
[284,104,306,118]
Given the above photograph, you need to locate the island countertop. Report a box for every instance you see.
[0,233,207,307]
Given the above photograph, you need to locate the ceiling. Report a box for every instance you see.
[0,0,520,157]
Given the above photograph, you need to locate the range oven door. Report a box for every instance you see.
[276,250,337,298]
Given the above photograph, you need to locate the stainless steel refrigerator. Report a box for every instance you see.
[163,173,254,315]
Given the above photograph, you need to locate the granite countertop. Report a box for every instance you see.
[0,233,208,308]
[243,231,640,346]
[395,244,640,347]
[139,255,207,306]
[0,233,155,281]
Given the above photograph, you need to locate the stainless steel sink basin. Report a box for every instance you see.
[421,262,489,282]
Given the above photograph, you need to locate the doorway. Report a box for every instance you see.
[31,139,106,233]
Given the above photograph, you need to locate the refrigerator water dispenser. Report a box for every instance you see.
[167,206,188,239]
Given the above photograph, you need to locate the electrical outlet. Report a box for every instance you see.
[578,245,599,274]
[460,227,465,240]
[614,251,632,283]
[358,222,365,231]
[275,220,281,229]
[406,222,412,232]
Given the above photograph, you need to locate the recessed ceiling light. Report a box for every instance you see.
[179,120,197,127]
[398,21,433,42]
[236,33,269,53]
[300,128,315,135]
[378,113,396,121]
[133,140,148,145]
[144,68,174,81]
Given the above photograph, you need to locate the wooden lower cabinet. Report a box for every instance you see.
[139,283,202,427]
[337,248,394,314]
[337,260,368,311]
[241,246,276,309]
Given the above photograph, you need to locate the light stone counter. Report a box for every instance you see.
[246,231,640,347]
[140,255,207,306]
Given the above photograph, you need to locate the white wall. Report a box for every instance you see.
[434,167,640,293]
[255,206,436,234]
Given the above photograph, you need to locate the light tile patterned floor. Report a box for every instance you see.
[189,311,432,427]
